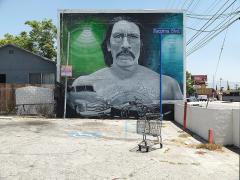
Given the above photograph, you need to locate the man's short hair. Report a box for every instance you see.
[101,16,144,67]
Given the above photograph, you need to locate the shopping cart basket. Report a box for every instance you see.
[137,113,163,152]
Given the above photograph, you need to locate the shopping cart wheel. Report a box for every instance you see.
[160,143,163,149]
[138,145,141,151]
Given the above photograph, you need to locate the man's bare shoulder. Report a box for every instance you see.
[162,74,176,82]
[162,75,179,86]
[72,68,111,86]
[136,65,159,79]
[91,67,111,76]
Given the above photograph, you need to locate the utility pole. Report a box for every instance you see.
[63,32,70,119]
[212,75,215,98]
[220,78,222,92]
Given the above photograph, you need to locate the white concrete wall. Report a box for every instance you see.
[175,103,239,147]
[233,109,240,147]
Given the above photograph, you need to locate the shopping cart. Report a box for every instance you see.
[137,112,163,152]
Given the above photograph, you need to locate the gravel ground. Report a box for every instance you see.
[0,117,239,180]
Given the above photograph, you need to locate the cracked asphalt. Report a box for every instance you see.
[0,117,239,180]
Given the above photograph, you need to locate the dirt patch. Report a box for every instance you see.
[177,162,187,165]
[24,121,52,126]
[164,148,170,153]
[178,130,185,133]
[79,121,106,127]
[191,162,200,166]
[196,143,223,151]
[178,133,191,138]
[101,135,137,142]
[170,138,186,145]
[0,120,53,128]
[129,173,134,177]
[159,160,188,166]
[195,150,207,155]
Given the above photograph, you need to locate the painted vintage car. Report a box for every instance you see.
[67,84,160,118]
[66,85,111,117]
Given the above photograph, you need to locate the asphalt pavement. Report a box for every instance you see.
[0,117,239,180]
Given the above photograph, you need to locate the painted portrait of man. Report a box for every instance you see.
[60,12,184,117]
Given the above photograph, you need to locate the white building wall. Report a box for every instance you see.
[233,109,240,147]
[174,103,239,147]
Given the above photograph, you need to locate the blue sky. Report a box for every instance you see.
[0,0,239,89]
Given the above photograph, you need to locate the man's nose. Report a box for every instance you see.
[121,36,131,49]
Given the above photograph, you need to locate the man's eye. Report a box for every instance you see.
[128,34,139,39]
[113,34,123,39]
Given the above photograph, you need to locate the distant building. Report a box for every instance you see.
[191,75,215,97]
[191,75,207,88]
[0,44,56,84]
[196,87,215,97]
[223,90,240,102]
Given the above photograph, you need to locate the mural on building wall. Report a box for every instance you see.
[59,12,184,117]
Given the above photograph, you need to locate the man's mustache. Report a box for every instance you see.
[116,50,135,59]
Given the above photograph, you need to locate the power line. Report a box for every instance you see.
[187,2,240,56]
[187,0,236,45]
[186,25,229,32]
[187,18,239,55]
[187,0,236,44]
[186,0,196,11]
[214,28,228,80]
[187,0,223,35]
[181,0,188,9]
[187,17,239,56]
[188,0,201,13]
[187,11,240,17]
[213,10,232,86]
[186,8,237,28]
[203,0,223,15]
[187,11,239,20]
[187,6,240,55]
[187,6,239,34]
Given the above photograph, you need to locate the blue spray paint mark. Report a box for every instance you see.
[68,131,102,138]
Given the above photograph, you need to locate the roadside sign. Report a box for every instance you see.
[61,65,72,77]
[153,28,182,34]
[153,28,182,115]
